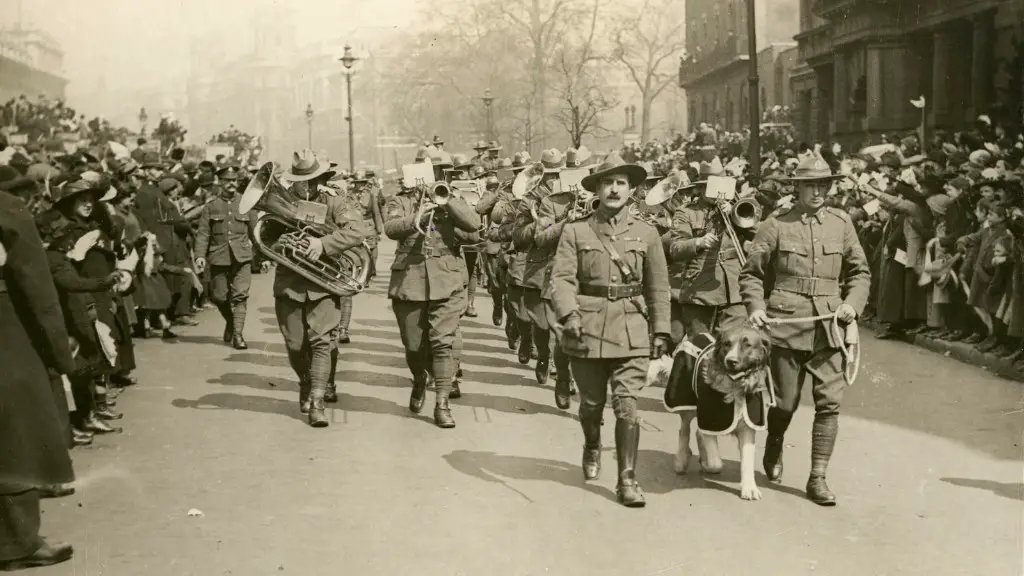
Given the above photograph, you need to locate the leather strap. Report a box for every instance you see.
[774,275,841,297]
[579,283,642,300]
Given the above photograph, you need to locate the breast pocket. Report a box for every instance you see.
[210,216,227,238]
[818,242,842,278]
[624,304,650,349]
[578,245,603,281]
[624,239,646,279]
[779,239,808,275]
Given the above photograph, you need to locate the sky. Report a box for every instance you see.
[10,0,421,94]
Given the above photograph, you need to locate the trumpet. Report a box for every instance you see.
[568,191,600,221]
[414,181,452,235]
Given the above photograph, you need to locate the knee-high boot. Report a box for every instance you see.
[553,344,573,409]
[579,404,602,480]
[763,409,792,482]
[230,302,247,349]
[406,350,428,413]
[325,344,339,403]
[491,292,503,326]
[532,326,550,384]
[615,419,645,507]
[307,343,332,428]
[807,413,839,506]
[285,348,311,413]
[218,303,233,343]
[338,297,353,344]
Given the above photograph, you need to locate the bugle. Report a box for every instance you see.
[414,181,452,235]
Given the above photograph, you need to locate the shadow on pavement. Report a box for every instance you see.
[172,393,305,423]
[641,452,809,501]
[455,391,574,421]
[207,372,297,392]
[443,449,616,503]
[940,477,1024,501]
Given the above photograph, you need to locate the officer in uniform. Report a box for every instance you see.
[739,153,870,506]
[385,152,481,429]
[550,154,671,508]
[195,165,256,349]
[665,158,751,340]
[337,169,383,344]
[273,150,373,428]
[513,149,564,385]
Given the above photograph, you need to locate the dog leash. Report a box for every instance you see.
[764,312,861,386]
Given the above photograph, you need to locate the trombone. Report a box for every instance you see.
[710,197,761,266]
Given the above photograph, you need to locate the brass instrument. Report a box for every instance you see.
[414,181,452,235]
[239,162,371,297]
[710,197,762,266]
[568,191,600,221]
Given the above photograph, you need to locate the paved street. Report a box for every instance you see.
[37,239,1022,576]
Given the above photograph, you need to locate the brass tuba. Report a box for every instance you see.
[239,162,371,297]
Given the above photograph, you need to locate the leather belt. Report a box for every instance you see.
[716,247,738,261]
[774,276,840,297]
[579,283,642,300]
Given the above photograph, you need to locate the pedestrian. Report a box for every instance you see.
[549,153,672,507]
[740,152,871,506]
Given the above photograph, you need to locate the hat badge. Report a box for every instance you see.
[814,159,826,171]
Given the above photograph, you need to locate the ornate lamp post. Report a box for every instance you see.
[482,88,494,142]
[138,107,149,136]
[745,0,761,179]
[305,103,314,148]
[339,44,359,173]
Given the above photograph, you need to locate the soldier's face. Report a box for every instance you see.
[796,181,829,210]
[597,174,631,211]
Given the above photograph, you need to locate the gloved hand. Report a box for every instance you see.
[835,303,857,323]
[651,334,671,359]
[562,313,583,341]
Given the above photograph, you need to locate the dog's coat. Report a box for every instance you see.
[663,332,771,435]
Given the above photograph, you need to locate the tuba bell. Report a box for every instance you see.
[730,197,762,230]
[239,161,371,297]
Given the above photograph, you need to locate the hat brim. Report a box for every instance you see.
[282,163,332,182]
[581,164,647,192]
[777,174,846,182]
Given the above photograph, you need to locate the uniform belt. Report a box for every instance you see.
[579,283,642,300]
[716,247,738,261]
[413,245,454,257]
[775,276,840,297]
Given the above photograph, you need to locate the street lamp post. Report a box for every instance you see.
[482,89,494,142]
[745,0,761,180]
[339,44,359,173]
[138,107,149,136]
[305,103,314,149]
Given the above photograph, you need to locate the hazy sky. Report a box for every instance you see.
[14,0,421,92]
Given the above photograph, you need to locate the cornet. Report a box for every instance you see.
[414,181,452,235]
[568,191,600,221]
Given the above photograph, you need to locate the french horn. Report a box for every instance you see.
[239,162,371,297]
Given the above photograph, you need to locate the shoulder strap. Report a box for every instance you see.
[586,217,637,283]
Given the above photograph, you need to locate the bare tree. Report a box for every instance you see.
[551,0,616,148]
[610,0,686,142]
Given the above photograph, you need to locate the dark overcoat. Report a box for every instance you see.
[0,191,75,493]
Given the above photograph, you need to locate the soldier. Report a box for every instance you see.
[513,149,564,385]
[475,164,512,326]
[483,141,503,172]
[550,154,671,508]
[195,166,256,350]
[432,135,446,152]
[273,150,373,428]
[337,169,383,344]
[739,153,871,506]
[665,157,752,340]
[384,152,481,428]
[461,164,489,318]
[500,152,534,358]
[470,141,489,166]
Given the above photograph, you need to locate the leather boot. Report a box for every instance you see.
[614,419,645,507]
[450,376,462,399]
[0,539,73,571]
[409,374,428,414]
[231,302,247,349]
[72,427,94,446]
[465,293,478,317]
[580,406,602,480]
[219,303,234,343]
[94,394,122,421]
[434,390,456,429]
[299,378,311,414]
[517,326,533,364]
[535,359,549,385]
[83,414,121,434]
[554,378,572,410]
[763,434,785,483]
[807,413,839,506]
[976,335,1000,353]
[491,293,503,326]
[324,382,339,403]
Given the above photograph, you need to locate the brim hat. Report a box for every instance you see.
[217,165,241,181]
[451,153,473,170]
[159,178,181,194]
[282,149,334,182]
[468,165,487,179]
[198,160,217,172]
[472,141,489,151]
[644,170,691,206]
[581,153,647,192]
[539,149,564,174]
[686,157,726,187]
[53,179,100,206]
[487,141,502,151]
[776,154,844,182]
[196,172,216,187]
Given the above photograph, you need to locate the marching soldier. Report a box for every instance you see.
[500,153,534,358]
[195,165,256,349]
[385,153,481,428]
[513,149,564,385]
[337,169,384,344]
[461,164,490,318]
[475,165,512,326]
[550,154,671,508]
[483,141,503,172]
[273,150,373,428]
[665,158,751,340]
[739,153,871,506]
[470,141,489,166]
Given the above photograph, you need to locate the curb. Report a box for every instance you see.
[865,321,1024,383]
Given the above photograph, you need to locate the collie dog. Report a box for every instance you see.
[671,325,771,501]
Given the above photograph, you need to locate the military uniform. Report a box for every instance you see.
[273,176,372,427]
[194,189,256,349]
[550,207,671,507]
[475,184,510,325]
[739,203,870,505]
[666,199,750,341]
[336,179,383,344]
[384,190,481,428]
[514,185,578,406]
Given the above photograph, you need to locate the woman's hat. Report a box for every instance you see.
[581,153,647,192]
[281,149,334,182]
[53,179,100,206]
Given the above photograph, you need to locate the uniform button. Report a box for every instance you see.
[612,276,618,281]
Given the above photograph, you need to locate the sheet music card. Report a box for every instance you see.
[296,201,328,225]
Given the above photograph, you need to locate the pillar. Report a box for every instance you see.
[866,45,885,123]
[833,51,848,127]
[931,27,954,128]
[971,11,994,117]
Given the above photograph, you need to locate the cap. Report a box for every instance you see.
[217,165,241,181]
